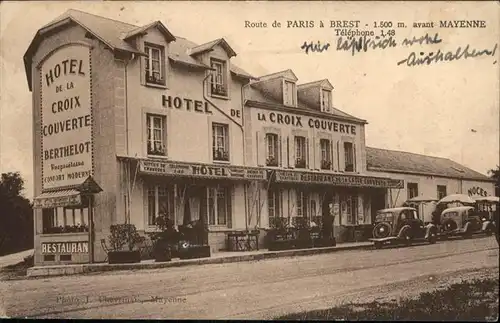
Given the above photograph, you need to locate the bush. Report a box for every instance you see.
[108,224,143,251]
[23,254,34,268]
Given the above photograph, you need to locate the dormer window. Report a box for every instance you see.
[144,43,166,86]
[321,89,332,113]
[210,58,228,98]
[283,80,297,107]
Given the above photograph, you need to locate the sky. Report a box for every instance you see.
[0,1,499,199]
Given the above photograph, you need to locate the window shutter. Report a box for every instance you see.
[305,137,310,168]
[290,137,296,168]
[315,138,321,170]
[336,141,342,171]
[278,134,283,167]
[330,140,335,171]
[256,131,265,166]
[357,195,364,224]
[227,188,233,228]
[353,143,357,172]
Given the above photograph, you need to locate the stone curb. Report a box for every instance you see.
[26,243,373,278]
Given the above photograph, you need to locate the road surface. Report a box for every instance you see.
[1,236,498,319]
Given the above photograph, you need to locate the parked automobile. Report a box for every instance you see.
[439,206,495,238]
[369,207,438,249]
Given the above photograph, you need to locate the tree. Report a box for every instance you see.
[488,166,500,192]
[0,172,34,255]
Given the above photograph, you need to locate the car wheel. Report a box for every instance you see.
[485,227,493,236]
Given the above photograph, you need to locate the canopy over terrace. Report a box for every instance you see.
[116,156,268,182]
[269,169,403,189]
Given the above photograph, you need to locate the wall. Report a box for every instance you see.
[244,106,366,173]
[31,24,122,264]
[124,28,246,166]
[366,169,495,222]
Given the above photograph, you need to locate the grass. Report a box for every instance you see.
[276,278,499,321]
[0,254,33,280]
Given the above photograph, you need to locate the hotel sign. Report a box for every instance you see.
[274,170,402,188]
[40,44,93,190]
[139,160,267,180]
[257,111,357,135]
[42,241,89,254]
[33,193,82,209]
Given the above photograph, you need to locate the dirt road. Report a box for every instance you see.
[1,236,498,319]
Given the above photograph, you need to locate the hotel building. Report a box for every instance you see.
[25,9,495,266]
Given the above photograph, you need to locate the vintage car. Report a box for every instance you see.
[439,206,496,238]
[369,207,438,249]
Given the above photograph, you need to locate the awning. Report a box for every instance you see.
[33,189,82,209]
[273,170,403,188]
[136,159,267,181]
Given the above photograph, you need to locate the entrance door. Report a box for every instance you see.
[371,189,386,223]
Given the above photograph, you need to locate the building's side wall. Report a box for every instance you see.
[31,25,120,264]
[366,169,495,222]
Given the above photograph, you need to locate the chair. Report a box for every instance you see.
[138,238,154,260]
[100,238,111,262]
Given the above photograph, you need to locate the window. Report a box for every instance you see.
[268,189,281,219]
[341,194,358,225]
[407,183,419,199]
[210,59,228,97]
[266,133,279,166]
[321,89,332,113]
[212,123,229,161]
[42,207,89,234]
[283,80,296,107]
[320,139,331,170]
[295,136,306,168]
[437,185,447,200]
[147,114,166,156]
[147,184,175,226]
[208,187,231,226]
[296,190,309,219]
[344,142,354,172]
[144,44,165,86]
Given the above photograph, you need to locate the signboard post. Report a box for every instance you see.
[76,176,103,264]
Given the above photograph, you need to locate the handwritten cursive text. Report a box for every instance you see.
[397,43,498,66]
[301,41,330,54]
[401,33,442,47]
[336,36,397,56]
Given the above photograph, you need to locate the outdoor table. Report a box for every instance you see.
[227,231,259,251]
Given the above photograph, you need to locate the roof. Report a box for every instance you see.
[189,38,237,58]
[245,100,368,124]
[441,206,475,213]
[254,69,298,82]
[298,79,334,90]
[377,207,417,213]
[24,9,255,91]
[122,20,175,42]
[366,147,493,182]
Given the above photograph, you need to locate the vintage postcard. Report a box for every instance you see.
[0,0,498,320]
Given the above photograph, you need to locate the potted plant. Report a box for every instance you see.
[149,214,179,262]
[107,224,143,264]
[178,220,211,259]
[293,217,312,249]
[267,217,294,251]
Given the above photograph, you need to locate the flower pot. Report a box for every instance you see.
[268,239,295,251]
[108,250,141,264]
[178,245,211,260]
[312,237,337,248]
[154,246,172,262]
[294,238,313,249]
